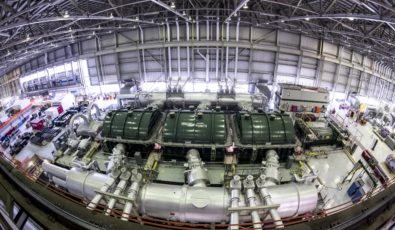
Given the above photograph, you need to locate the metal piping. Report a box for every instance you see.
[69,113,89,138]
[42,161,68,180]
[256,150,283,228]
[121,169,142,221]
[215,18,220,84]
[243,175,262,229]
[105,169,131,215]
[166,21,172,89]
[176,18,181,87]
[225,21,230,89]
[139,183,229,223]
[186,21,190,79]
[87,102,100,121]
[42,150,318,226]
[87,175,117,210]
[234,18,240,88]
[230,175,242,230]
[185,149,209,187]
[139,26,147,82]
[206,20,210,86]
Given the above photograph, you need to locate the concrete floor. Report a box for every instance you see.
[305,108,395,212]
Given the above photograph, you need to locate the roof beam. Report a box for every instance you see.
[68,0,87,15]
[150,0,191,21]
[225,0,249,22]
[0,0,27,22]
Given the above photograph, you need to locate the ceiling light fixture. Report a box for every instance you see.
[7,50,10,55]
[348,17,354,21]
[170,1,176,9]
[132,25,137,29]
[68,27,72,32]
[63,11,69,18]
[305,17,310,21]
[182,11,186,16]
[243,3,248,9]
[281,20,285,23]
[135,16,139,21]
[25,34,30,41]
[109,13,114,18]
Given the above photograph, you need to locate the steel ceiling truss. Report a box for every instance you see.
[0,0,395,75]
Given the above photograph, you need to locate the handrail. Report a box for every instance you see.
[1,126,395,229]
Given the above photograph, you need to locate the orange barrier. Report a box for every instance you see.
[0,103,33,131]
[0,148,393,229]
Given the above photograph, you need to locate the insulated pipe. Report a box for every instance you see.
[138,183,229,223]
[87,102,100,121]
[52,176,67,188]
[43,163,318,224]
[243,175,262,229]
[67,168,110,201]
[257,150,283,227]
[42,161,68,180]
[230,175,242,230]
[69,113,89,138]
[121,169,142,221]
[87,175,117,210]
[259,187,283,228]
[185,149,209,187]
[105,173,130,216]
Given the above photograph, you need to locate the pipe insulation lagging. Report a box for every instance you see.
[139,183,229,223]
[43,163,318,223]
[265,183,318,218]
[42,161,68,180]
[66,168,109,201]
[87,176,116,210]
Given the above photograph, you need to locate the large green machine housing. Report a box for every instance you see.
[102,108,161,141]
[100,107,296,163]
